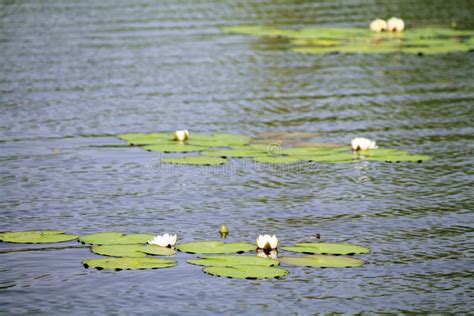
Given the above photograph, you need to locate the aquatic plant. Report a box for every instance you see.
[147,234,177,248]
[256,234,279,250]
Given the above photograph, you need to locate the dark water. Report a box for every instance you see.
[1,0,473,314]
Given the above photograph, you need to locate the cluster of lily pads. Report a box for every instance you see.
[0,230,370,279]
[116,131,431,165]
[222,25,474,54]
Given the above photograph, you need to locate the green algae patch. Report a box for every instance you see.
[0,230,79,244]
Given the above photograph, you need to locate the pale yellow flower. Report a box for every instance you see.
[174,130,189,141]
[387,17,405,32]
[370,18,387,32]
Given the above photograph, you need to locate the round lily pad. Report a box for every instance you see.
[143,144,208,153]
[91,244,175,257]
[79,232,155,245]
[0,230,79,244]
[252,156,301,164]
[117,132,171,143]
[203,265,288,279]
[176,241,255,254]
[161,156,227,165]
[201,149,266,158]
[82,257,177,270]
[188,255,279,267]
[282,243,370,255]
[280,255,365,268]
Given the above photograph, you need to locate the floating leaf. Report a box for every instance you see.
[79,232,154,245]
[356,149,432,162]
[282,242,370,255]
[91,244,175,257]
[117,132,171,143]
[252,156,302,164]
[202,148,266,158]
[188,255,279,267]
[82,257,176,270]
[280,255,365,268]
[143,143,208,153]
[176,241,255,254]
[203,265,288,279]
[223,25,474,55]
[161,156,227,165]
[0,230,79,244]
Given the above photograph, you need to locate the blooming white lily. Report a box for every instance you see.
[174,129,189,141]
[351,137,378,151]
[147,233,177,248]
[257,249,278,260]
[387,17,405,32]
[256,234,279,250]
[370,18,387,32]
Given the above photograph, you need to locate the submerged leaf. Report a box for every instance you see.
[280,255,365,268]
[282,242,370,255]
[82,257,176,270]
[79,232,154,245]
[177,241,255,254]
[91,244,175,257]
[0,230,79,244]
[188,255,279,267]
[203,265,288,279]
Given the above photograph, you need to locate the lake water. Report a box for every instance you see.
[1,0,473,314]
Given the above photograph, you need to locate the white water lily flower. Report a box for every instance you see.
[387,17,405,32]
[257,249,278,260]
[370,18,387,32]
[147,233,177,247]
[351,137,378,151]
[174,129,189,141]
[256,234,279,250]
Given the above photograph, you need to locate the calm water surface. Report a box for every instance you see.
[1,0,473,314]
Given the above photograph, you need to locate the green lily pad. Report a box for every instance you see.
[79,232,155,245]
[201,148,266,158]
[0,230,79,244]
[188,255,279,267]
[253,156,302,164]
[161,156,227,165]
[91,244,175,257]
[357,149,432,162]
[143,143,208,153]
[296,152,357,163]
[223,25,474,55]
[282,242,370,255]
[117,132,172,143]
[203,265,288,279]
[176,241,256,254]
[280,255,365,268]
[82,257,177,270]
